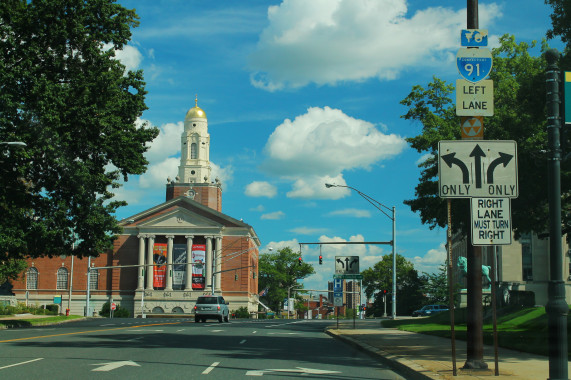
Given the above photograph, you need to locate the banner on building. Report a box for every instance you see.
[191,244,206,289]
[153,243,167,288]
[173,244,187,288]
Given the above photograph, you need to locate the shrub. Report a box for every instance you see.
[99,301,130,318]
[232,306,250,319]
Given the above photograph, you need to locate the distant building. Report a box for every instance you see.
[10,99,261,317]
[450,230,571,306]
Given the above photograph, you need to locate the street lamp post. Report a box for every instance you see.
[325,183,397,319]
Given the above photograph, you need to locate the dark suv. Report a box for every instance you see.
[194,295,230,323]
[412,304,448,317]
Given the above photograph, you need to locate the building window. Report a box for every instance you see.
[191,143,197,159]
[89,269,98,290]
[57,267,69,290]
[27,268,38,290]
[521,233,533,281]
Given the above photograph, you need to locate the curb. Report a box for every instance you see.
[325,328,444,380]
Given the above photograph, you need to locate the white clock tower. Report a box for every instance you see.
[166,97,222,211]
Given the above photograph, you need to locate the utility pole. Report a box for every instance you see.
[545,48,568,380]
[463,0,487,370]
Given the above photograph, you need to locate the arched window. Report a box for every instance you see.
[191,143,197,159]
[27,268,38,290]
[57,267,68,290]
[89,269,98,290]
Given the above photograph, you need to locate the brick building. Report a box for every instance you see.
[10,99,261,317]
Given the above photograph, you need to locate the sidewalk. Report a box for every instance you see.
[326,322,569,380]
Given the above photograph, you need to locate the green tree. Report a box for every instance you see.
[361,253,424,316]
[400,35,561,238]
[0,0,159,261]
[546,0,571,47]
[420,265,456,306]
[258,247,315,312]
[0,258,27,284]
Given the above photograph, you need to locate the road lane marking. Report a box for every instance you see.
[0,321,182,343]
[202,362,219,374]
[92,360,140,372]
[240,339,247,344]
[0,358,43,370]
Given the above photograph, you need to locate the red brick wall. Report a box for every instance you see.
[165,184,222,212]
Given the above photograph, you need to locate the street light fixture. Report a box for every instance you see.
[325,183,397,319]
[0,141,27,147]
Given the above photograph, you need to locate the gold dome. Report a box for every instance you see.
[185,95,207,119]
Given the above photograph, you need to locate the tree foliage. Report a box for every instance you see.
[420,265,455,306]
[361,253,424,316]
[546,0,571,47]
[0,0,159,261]
[0,258,27,285]
[400,35,566,238]
[258,247,315,312]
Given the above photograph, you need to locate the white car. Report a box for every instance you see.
[194,295,230,323]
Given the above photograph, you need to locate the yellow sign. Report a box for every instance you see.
[461,116,484,139]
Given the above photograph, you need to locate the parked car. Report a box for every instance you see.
[193,295,230,323]
[411,304,448,317]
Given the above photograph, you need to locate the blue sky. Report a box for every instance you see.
[111,0,561,293]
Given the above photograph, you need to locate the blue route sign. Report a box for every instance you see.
[461,29,488,47]
[457,48,492,83]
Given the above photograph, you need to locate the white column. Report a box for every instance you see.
[205,236,213,291]
[185,235,194,290]
[146,235,155,290]
[137,235,146,290]
[166,235,174,291]
[215,236,222,292]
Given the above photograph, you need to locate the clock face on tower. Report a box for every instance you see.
[185,189,196,199]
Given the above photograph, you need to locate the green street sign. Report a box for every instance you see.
[333,274,363,280]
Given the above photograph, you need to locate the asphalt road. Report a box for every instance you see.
[0,318,408,379]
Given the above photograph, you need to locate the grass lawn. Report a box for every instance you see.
[381,306,571,358]
[0,315,84,329]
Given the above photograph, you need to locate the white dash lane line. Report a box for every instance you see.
[202,362,220,374]
[240,339,247,344]
[0,358,43,370]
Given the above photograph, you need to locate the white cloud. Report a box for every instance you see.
[289,227,328,235]
[104,43,143,72]
[211,161,234,185]
[326,208,372,218]
[261,211,285,220]
[245,181,277,198]
[413,243,447,274]
[143,120,184,165]
[264,107,405,176]
[249,0,502,91]
[250,204,265,212]
[261,106,407,199]
[139,157,179,189]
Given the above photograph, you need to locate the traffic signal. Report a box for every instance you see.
[234,273,238,281]
[298,257,302,266]
[319,255,323,265]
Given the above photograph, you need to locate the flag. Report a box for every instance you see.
[259,287,268,297]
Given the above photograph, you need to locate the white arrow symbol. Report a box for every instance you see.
[246,367,341,376]
[91,361,140,372]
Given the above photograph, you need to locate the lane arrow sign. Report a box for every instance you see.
[487,152,513,183]
[469,144,486,188]
[91,361,140,372]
